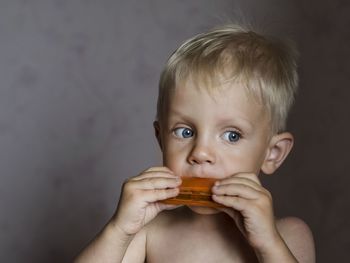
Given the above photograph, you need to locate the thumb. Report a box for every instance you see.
[217,207,247,237]
[157,202,183,211]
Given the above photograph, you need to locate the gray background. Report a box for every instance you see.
[0,1,349,262]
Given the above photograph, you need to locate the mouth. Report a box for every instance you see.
[161,177,224,208]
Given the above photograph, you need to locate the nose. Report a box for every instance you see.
[187,141,216,165]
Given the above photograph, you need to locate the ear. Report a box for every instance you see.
[153,121,163,150]
[261,132,294,175]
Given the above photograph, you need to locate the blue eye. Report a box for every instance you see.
[173,127,194,138]
[223,131,241,142]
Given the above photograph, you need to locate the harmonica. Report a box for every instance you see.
[161,177,224,208]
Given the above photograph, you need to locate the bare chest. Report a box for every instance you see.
[146,218,258,263]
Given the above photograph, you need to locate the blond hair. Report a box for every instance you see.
[156,24,298,133]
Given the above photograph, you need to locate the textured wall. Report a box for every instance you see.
[271,1,350,262]
[0,1,348,262]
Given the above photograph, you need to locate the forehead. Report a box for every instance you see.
[167,79,270,130]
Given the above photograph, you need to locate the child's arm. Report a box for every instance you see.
[74,166,181,263]
[212,173,315,263]
[73,219,140,263]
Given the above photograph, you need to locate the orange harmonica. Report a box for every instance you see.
[161,177,224,208]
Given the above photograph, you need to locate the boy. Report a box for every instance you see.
[75,24,315,262]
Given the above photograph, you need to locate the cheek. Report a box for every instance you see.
[245,149,268,172]
[163,143,200,177]
[221,146,265,174]
[162,143,185,170]
[163,159,184,177]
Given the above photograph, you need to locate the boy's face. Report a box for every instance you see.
[156,79,276,214]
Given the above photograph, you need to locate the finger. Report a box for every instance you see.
[144,166,173,173]
[215,177,262,192]
[143,188,180,203]
[212,183,262,200]
[136,177,181,190]
[216,207,236,218]
[218,173,261,186]
[234,173,262,185]
[212,194,248,211]
[131,171,178,181]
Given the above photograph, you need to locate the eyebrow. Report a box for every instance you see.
[168,109,196,123]
[215,116,254,131]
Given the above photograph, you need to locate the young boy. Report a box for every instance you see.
[75,24,315,262]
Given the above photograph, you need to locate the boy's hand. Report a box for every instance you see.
[112,167,182,236]
[212,173,280,254]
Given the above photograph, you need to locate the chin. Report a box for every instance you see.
[188,206,221,215]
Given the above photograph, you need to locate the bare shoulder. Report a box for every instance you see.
[276,217,316,263]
